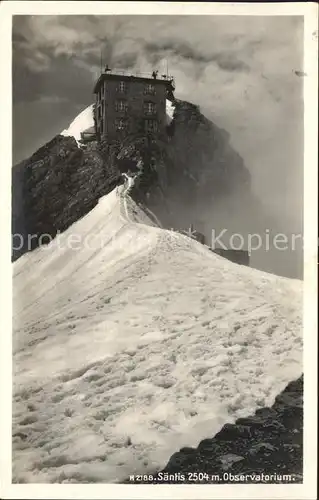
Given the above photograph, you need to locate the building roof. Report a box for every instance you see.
[93,70,174,94]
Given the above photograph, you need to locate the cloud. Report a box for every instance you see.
[12,15,303,240]
[143,39,250,74]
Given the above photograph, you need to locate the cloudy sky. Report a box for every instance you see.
[12,15,304,238]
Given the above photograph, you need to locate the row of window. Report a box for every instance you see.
[116,81,156,95]
[114,118,158,132]
[96,101,157,126]
[115,99,157,115]
[98,82,157,99]
[145,119,158,132]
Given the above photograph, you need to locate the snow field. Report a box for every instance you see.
[13,186,302,483]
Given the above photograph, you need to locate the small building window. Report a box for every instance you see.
[144,83,156,95]
[144,101,156,115]
[117,81,127,93]
[115,118,128,131]
[98,85,105,100]
[145,119,158,133]
[97,103,102,120]
[115,99,128,112]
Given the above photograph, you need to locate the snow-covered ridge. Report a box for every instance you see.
[60,105,94,144]
[12,186,302,483]
[60,100,175,143]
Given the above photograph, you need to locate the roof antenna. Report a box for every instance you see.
[100,47,103,75]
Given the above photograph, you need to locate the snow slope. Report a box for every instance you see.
[12,185,302,483]
[60,100,175,143]
[60,105,94,144]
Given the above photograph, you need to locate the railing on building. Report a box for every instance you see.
[95,68,175,82]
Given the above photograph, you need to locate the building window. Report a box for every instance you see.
[98,84,106,100]
[144,83,155,95]
[115,118,128,131]
[96,103,102,120]
[145,119,158,133]
[99,102,104,119]
[144,101,156,115]
[117,81,127,93]
[115,99,128,113]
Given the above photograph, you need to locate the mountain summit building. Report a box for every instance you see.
[93,67,175,142]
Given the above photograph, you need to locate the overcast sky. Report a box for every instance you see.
[12,15,304,238]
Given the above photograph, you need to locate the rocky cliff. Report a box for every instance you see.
[12,99,254,260]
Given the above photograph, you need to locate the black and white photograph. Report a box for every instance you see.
[0,2,317,499]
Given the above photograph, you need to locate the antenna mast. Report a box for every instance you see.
[100,47,103,74]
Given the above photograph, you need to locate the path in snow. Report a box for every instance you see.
[13,186,302,483]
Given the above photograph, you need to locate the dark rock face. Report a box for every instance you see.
[132,375,303,484]
[12,99,253,261]
[131,99,252,233]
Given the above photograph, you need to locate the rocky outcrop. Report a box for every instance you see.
[129,99,253,232]
[12,136,122,260]
[134,375,303,484]
[12,99,254,261]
